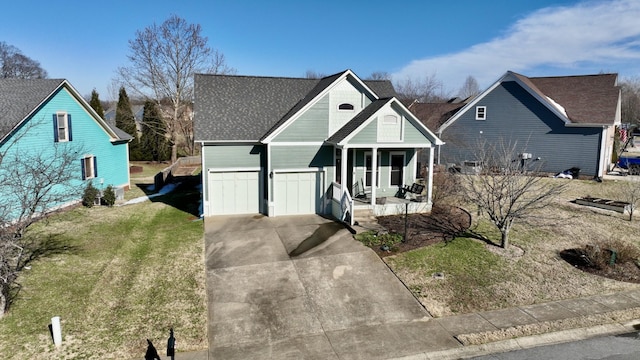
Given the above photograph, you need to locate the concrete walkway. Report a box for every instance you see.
[198,214,640,360]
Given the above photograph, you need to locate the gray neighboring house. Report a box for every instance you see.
[194,70,443,221]
[436,71,621,177]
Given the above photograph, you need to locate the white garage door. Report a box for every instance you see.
[274,172,322,216]
[208,171,260,215]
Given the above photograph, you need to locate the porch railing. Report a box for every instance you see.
[330,181,354,226]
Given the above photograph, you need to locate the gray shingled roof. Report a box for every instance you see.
[194,70,398,142]
[326,98,393,144]
[0,78,132,142]
[512,72,619,125]
[0,78,65,139]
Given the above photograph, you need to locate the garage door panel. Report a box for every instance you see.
[209,171,260,215]
[274,172,322,216]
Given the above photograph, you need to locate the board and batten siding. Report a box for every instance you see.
[202,144,263,200]
[441,81,602,176]
[0,87,129,197]
[272,95,329,142]
[329,80,369,135]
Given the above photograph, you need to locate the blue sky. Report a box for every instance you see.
[2,0,640,101]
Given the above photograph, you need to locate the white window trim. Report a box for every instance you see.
[475,106,486,120]
[389,152,405,187]
[83,155,96,179]
[57,112,69,142]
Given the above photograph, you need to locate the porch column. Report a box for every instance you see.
[427,146,434,204]
[370,147,378,206]
[341,146,348,198]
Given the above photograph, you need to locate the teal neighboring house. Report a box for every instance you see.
[0,79,132,215]
[194,70,443,222]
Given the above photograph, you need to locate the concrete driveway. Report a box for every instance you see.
[204,214,460,360]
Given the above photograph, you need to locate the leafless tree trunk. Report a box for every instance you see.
[0,117,82,315]
[458,139,567,248]
[117,15,235,163]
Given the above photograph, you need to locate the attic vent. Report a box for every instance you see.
[338,103,354,111]
[475,106,486,120]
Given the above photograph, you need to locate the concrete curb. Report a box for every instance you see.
[389,319,640,359]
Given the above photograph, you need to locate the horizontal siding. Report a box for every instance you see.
[349,121,377,144]
[0,87,129,212]
[270,144,333,169]
[351,149,415,197]
[403,117,431,144]
[203,144,263,168]
[273,95,329,142]
[441,81,602,175]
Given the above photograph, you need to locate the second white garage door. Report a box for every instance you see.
[208,171,260,215]
[274,172,323,216]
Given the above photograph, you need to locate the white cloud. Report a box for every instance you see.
[392,0,640,93]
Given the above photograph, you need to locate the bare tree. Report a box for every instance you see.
[394,73,449,103]
[620,76,640,126]
[0,117,82,314]
[118,15,235,163]
[458,139,567,248]
[458,75,480,99]
[304,70,326,79]
[367,71,391,81]
[621,181,640,221]
[0,42,48,79]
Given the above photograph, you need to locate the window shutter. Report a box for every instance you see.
[67,114,73,141]
[93,156,98,177]
[81,159,86,180]
[53,114,59,142]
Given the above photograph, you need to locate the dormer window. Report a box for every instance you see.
[475,106,486,120]
[338,103,354,111]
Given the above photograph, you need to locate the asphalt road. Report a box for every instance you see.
[470,331,640,360]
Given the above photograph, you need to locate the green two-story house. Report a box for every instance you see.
[194,70,443,222]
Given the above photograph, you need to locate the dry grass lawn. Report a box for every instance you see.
[385,177,640,318]
[0,176,205,359]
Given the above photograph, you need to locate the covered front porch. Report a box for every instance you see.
[330,145,437,225]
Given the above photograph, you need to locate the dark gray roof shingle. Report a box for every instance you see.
[0,78,64,139]
[194,70,398,142]
[512,72,619,125]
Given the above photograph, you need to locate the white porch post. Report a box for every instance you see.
[427,146,434,204]
[341,146,348,198]
[370,147,378,206]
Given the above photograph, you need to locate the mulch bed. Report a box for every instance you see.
[560,248,640,284]
[374,205,472,257]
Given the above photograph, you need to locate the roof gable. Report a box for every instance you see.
[193,70,398,143]
[327,97,443,146]
[0,79,128,144]
[439,71,620,133]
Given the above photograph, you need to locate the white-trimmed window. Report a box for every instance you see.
[475,106,486,120]
[383,114,398,125]
[54,112,72,142]
[82,155,97,180]
[338,103,354,111]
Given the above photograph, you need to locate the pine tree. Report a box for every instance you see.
[141,100,170,162]
[115,87,142,160]
[89,89,104,119]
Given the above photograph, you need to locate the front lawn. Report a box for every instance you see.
[382,178,640,317]
[0,183,206,359]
